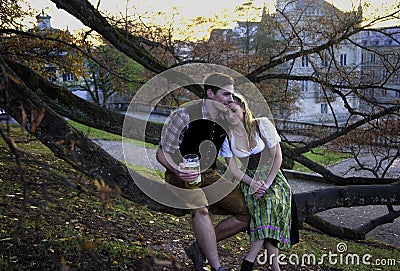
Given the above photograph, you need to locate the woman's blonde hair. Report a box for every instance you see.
[232,93,258,145]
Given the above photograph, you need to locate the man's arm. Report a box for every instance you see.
[156,146,179,175]
[156,147,199,183]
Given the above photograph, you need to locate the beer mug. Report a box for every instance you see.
[183,154,201,188]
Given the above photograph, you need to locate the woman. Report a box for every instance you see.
[219,94,295,271]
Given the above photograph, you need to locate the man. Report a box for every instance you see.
[156,73,250,271]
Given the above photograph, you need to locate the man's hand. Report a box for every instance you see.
[178,163,200,183]
[212,100,229,114]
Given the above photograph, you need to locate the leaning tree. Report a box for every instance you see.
[0,0,399,240]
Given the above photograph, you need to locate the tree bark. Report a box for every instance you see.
[306,206,400,239]
[294,183,400,224]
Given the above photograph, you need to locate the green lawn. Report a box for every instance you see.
[292,147,352,172]
[68,120,158,149]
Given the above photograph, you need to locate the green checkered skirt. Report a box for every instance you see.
[239,165,292,250]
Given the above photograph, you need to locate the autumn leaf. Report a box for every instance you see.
[94,179,113,206]
[61,256,70,271]
[31,107,45,133]
[20,104,26,134]
[77,238,102,251]
[78,241,95,251]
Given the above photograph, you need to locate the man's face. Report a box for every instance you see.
[206,84,234,106]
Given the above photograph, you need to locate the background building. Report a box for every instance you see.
[207,0,400,124]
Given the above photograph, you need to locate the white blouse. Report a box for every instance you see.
[219,118,281,158]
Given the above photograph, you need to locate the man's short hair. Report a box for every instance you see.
[203,73,234,95]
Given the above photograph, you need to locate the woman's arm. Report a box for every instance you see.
[224,156,265,193]
[255,143,283,198]
[263,143,283,187]
[224,157,252,186]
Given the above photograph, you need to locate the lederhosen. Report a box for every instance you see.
[164,101,250,222]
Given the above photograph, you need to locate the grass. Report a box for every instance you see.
[68,120,158,149]
[0,125,186,270]
[292,148,353,173]
[1,124,399,271]
[69,120,124,141]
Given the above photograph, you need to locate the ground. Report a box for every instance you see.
[0,129,399,271]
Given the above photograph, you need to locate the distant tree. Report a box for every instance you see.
[79,41,145,105]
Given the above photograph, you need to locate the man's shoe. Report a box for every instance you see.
[240,259,254,271]
[211,267,231,271]
[184,241,206,271]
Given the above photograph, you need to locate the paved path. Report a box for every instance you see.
[93,138,400,248]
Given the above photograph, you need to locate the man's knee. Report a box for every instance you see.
[191,206,209,218]
[235,213,251,228]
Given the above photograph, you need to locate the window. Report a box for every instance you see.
[340,54,347,66]
[301,80,309,92]
[370,53,376,63]
[320,52,328,67]
[45,66,57,82]
[382,69,387,80]
[321,103,328,114]
[301,55,309,67]
[63,71,74,82]
[384,39,393,45]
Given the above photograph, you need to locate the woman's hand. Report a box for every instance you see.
[249,179,264,194]
[255,182,271,199]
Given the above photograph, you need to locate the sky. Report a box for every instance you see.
[26,0,399,40]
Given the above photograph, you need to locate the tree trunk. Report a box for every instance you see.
[1,58,185,216]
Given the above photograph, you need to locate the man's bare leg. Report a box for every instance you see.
[214,216,248,242]
[192,207,221,270]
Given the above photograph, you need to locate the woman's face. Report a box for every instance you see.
[226,102,244,126]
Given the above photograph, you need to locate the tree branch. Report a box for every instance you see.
[306,206,400,240]
[294,183,400,224]
[50,0,168,73]
[306,214,365,239]
[5,59,163,144]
